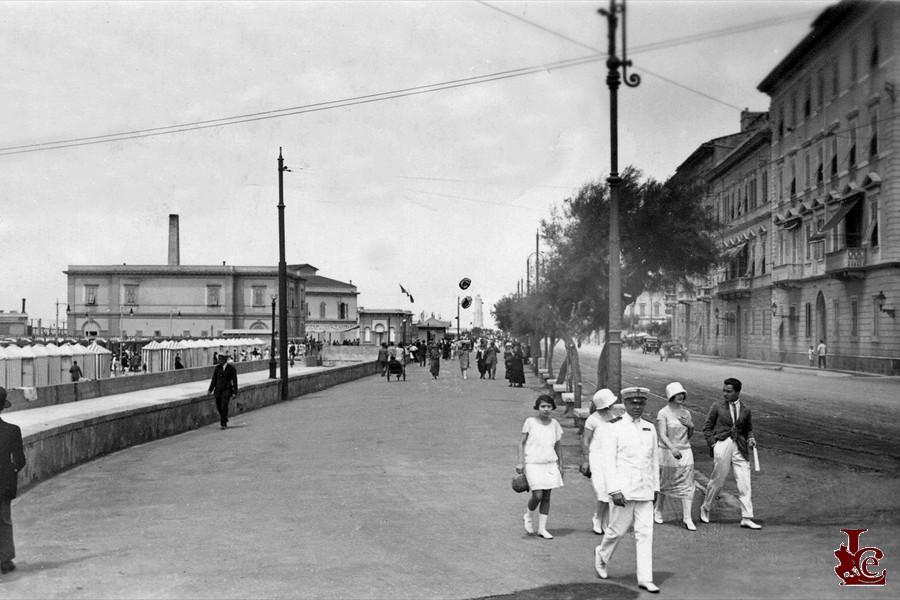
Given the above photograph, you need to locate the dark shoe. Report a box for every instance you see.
[1,560,15,574]
[220,424,227,430]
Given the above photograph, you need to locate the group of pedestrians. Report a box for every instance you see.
[378,337,529,386]
[515,377,761,593]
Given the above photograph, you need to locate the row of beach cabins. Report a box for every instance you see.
[0,338,266,390]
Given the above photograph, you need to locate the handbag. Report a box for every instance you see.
[511,472,530,493]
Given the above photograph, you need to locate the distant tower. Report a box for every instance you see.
[473,295,484,328]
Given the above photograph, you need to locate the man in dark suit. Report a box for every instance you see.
[700,377,761,529]
[208,354,238,430]
[0,386,27,574]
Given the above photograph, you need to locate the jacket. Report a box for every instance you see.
[703,400,753,458]
[0,418,27,499]
[208,363,238,398]
[599,416,659,502]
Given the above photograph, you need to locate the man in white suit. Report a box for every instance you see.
[594,387,660,593]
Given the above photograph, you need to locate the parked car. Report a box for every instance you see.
[642,337,660,354]
[666,342,688,361]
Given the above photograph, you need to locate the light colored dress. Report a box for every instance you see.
[656,404,695,498]
[584,411,615,501]
[522,417,564,490]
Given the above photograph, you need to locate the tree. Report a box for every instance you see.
[539,166,720,388]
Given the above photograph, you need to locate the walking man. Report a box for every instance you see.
[595,387,660,593]
[0,387,27,575]
[208,354,238,430]
[816,339,827,369]
[69,360,83,382]
[700,377,761,529]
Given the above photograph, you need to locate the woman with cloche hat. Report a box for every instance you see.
[580,388,619,535]
[654,382,697,530]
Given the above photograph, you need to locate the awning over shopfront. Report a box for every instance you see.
[305,323,358,333]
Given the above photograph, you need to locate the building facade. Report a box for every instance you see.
[358,309,414,346]
[296,265,359,344]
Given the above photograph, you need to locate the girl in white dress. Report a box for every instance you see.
[516,394,564,539]
[654,382,697,531]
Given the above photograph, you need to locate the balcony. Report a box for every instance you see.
[715,277,751,300]
[826,247,867,279]
[696,286,714,303]
[772,263,803,289]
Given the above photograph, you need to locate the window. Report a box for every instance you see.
[790,159,797,196]
[868,199,879,246]
[830,135,838,177]
[777,166,784,200]
[850,298,858,337]
[833,299,840,339]
[873,297,882,338]
[639,303,646,316]
[252,286,266,307]
[850,41,859,82]
[831,60,839,99]
[207,285,221,307]
[762,171,768,203]
[805,302,812,339]
[319,301,327,319]
[183,330,191,338]
[653,303,660,317]
[788,305,797,337]
[338,302,348,320]
[870,25,879,70]
[817,69,825,109]
[803,80,811,118]
[848,121,857,167]
[816,146,824,184]
[804,151,811,188]
[84,285,98,305]
[777,103,784,138]
[869,112,878,158]
[760,234,767,275]
[124,284,138,305]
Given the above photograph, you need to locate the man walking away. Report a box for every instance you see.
[0,387,27,575]
[817,339,827,369]
[69,360,83,382]
[208,354,238,430]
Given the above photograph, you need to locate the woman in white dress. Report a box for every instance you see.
[654,382,697,531]
[516,394,564,539]
[579,388,619,535]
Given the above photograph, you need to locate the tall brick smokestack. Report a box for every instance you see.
[168,214,180,266]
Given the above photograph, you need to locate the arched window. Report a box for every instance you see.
[364,327,372,343]
[319,301,326,319]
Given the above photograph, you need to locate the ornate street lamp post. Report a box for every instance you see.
[277,149,290,400]
[599,0,639,395]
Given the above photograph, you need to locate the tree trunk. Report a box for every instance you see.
[597,340,608,390]
[563,335,582,407]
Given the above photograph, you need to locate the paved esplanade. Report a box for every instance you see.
[0,362,886,599]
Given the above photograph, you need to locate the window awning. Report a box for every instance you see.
[819,197,861,233]
[721,243,746,260]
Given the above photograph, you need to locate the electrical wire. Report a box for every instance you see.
[1,6,825,157]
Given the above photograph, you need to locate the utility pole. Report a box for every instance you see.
[278,148,290,401]
[599,0,640,395]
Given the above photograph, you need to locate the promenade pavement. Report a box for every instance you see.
[0,360,894,599]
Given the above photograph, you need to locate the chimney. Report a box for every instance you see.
[21,298,26,313]
[168,214,180,266]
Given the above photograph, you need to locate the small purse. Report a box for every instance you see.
[511,472,530,493]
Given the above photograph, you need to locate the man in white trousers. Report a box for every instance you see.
[594,387,660,594]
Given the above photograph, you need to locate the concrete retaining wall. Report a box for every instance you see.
[5,360,271,412]
[320,346,379,363]
[18,361,379,494]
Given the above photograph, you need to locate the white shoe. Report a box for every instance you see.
[740,518,762,530]
[594,547,608,579]
[523,512,534,534]
[537,529,553,539]
[653,512,663,524]
[700,506,710,523]
[683,519,697,531]
[638,581,660,593]
[592,514,604,535]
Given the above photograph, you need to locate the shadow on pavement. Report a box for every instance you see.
[473,582,640,600]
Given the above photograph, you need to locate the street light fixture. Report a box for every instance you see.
[599,0,640,395]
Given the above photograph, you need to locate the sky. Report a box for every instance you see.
[0,0,835,331]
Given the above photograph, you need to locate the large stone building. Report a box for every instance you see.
[64,215,309,341]
[297,265,359,344]
[671,0,900,374]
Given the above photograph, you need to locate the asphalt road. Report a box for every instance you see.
[1,356,898,599]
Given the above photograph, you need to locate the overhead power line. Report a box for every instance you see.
[0,7,820,156]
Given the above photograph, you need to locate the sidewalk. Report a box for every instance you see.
[3,361,894,598]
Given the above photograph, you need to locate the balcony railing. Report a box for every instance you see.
[715,277,751,298]
[826,247,867,277]
[772,263,803,284]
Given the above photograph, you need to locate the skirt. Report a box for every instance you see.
[524,462,564,491]
[588,452,608,501]
[657,446,695,498]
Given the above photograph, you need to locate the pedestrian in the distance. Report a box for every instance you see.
[808,345,815,367]
[508,343,526,388]
[475,343,487,379]
[174,355,184,370]
[428,343,441,380]
[208,353,238,430]
[817,339,827,369]
[484,341,498,380]
[457,341,470,379]
[69,360,83,382]
[580,388,619,535]
[654,382,696,531]
[516,394,564,539]
[0,387,27,575]
[377,343,389,377]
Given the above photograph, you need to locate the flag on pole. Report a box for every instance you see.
[399,283,414,303]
